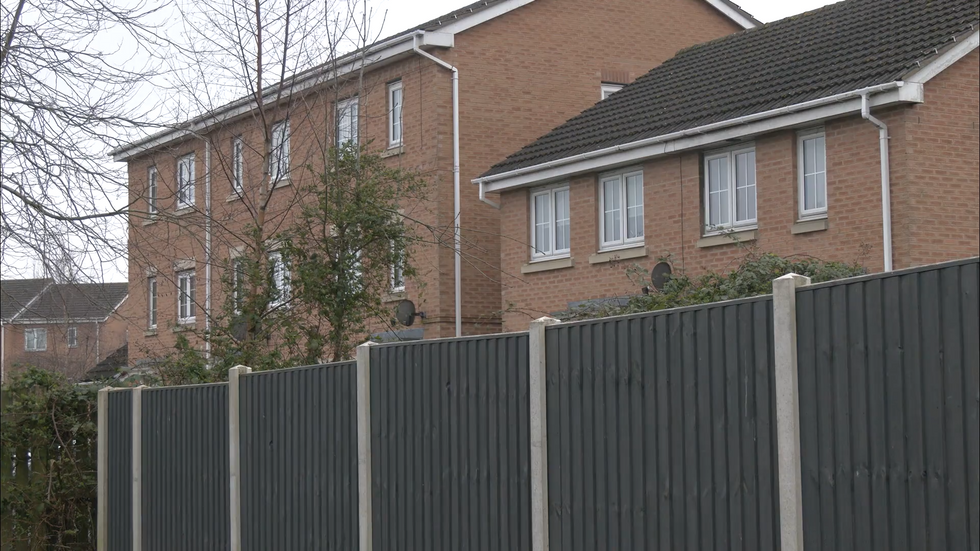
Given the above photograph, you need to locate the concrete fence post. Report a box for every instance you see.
[356,342,377,551]
[228,365,252,551]
[96,387,109,551]
[528,316,559,551]
[773,273,811,551]
[131,385,144,551]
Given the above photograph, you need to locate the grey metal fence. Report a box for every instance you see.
[239,362,358,551]
[370,333,532,551]
[796,257,980,551]
[140,383,230,551]
[106,389,133,551]
[545,295,780,551]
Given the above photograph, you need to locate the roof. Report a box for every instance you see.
[84,344,128,382]
[1,278,52,321]
[480,0,980,178]
[14,282,129,322]
[112,0,758,161]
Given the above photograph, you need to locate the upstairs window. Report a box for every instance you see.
[67,326,78,348]
[704,146,756,232]
[232,258,245,313]
[270,120,290,182]
[600,170,644,250]
[337,97,359,146]
[25,328,47,351]
[388,81,403,148]
[390,242,405,292]
[177,270,196,323]
[798,130,827,219]
[530,186,570,259]
[147,166,158,214]
[268,251,290,308]
[177,154,195,208]
[232,137,244,193]
[148,276,158,329]
[601,83,623,100]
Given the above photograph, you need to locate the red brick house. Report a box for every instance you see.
[0,280,129,382]
[112,0,758,362]
[475,0,980,331]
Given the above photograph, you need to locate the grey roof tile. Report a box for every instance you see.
[1,278,52,321]
[16,282,128,322]
[481,0,980,178]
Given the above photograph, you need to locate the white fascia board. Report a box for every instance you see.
[479,82,922,192]
[436,0,537,35]
[905,30,979,84]
[112,31,447,162]
[704,0,758,29]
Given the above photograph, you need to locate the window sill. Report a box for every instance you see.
[172,322,195,332]
[589,245,647,265]
[174,206,196,217]
[141,217,158,226]
[144,329,158,337]
[382,290,406,303]
[697,229,758,248]
[791,217,828,234]
[381,144,404,158]
[522,256,574,274]
[226,192,244,203]
[272,178,292,190]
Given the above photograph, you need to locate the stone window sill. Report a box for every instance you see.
[381,144,405,158]
[697,229,758,248]
[226,192,244,203]
[382,290,407,303]
[172,322,195,332]
[174,206,196,217]
[141,216,158,226]
[521,256,574,274]
[144,329,158,337]
[272,178,292,190]
[791,218,828,234]
[589,245,647,265]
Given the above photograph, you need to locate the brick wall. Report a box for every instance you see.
[2,314,128,381]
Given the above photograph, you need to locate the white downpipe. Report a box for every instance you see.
[479,182,500,209]
[861,94,893,272]
[204,139,213,357]
[413,34,462,337]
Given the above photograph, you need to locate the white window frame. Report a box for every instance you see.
[337,97,359,146]
[388,81,403,148]
[232,137,244,193]
[177,270,196,324]
[598,169,644,251]
[24,328,47,351]
[270,120,290,182]
[703,145,757,234]
[67,326,78,348]
[529,185,571,260]
[148,276,158,329]
[231,258,245,314]
[797,129,827,220]
[177,153,195,209]
[147,166,158,214]
[390,242,405,293]
[268,251,290,308]
[601,83,623,100]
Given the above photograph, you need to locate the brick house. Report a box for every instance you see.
[475,0,980,331]
[0,280,129,382]
[112,0,758,362]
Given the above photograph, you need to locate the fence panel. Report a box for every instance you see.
[796,257,980,551]
[140,383,229,551]
[545,296,781,551]
[371,333,531,551]
[106,389,133,551]
[239,362,358,551]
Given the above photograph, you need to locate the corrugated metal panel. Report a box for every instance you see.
[545,296,781,551]
[371,333,531,551]
[796,257,980,551]
[240,362,358,551]
[106,389,133,551]
[140,383,229,551]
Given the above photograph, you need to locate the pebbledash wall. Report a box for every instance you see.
[120,0,745,365]
[98,257,979,551]
[497,49,980,332]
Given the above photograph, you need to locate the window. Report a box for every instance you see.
[24,328,47,351]
[147,166,158,214]
[268,252,290,307]
[337,97,359,145]
[388,81,403,148]
[798,130,827,219]
[177,154,195,208]
[599,170,644,250]
[232,258,245,313]
[601,83,623,100]
[148,276,157,328]
[270,120,290,181]
[390,242,405,292]
[67,326,78,348]
[704,146,756,232]
[530,186,571,259]
[232,137,244,193]
[177,270,196,323]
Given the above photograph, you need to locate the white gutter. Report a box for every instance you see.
[1,324,5,385]
[474,82,910,190]
[861,94,893,272]
[479,183,500,209]
[413,34,462,338]
[204,139,212,359]
[95,320,100,364]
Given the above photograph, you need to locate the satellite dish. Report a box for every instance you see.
[395,299,425,326]
[650,262,673,292]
